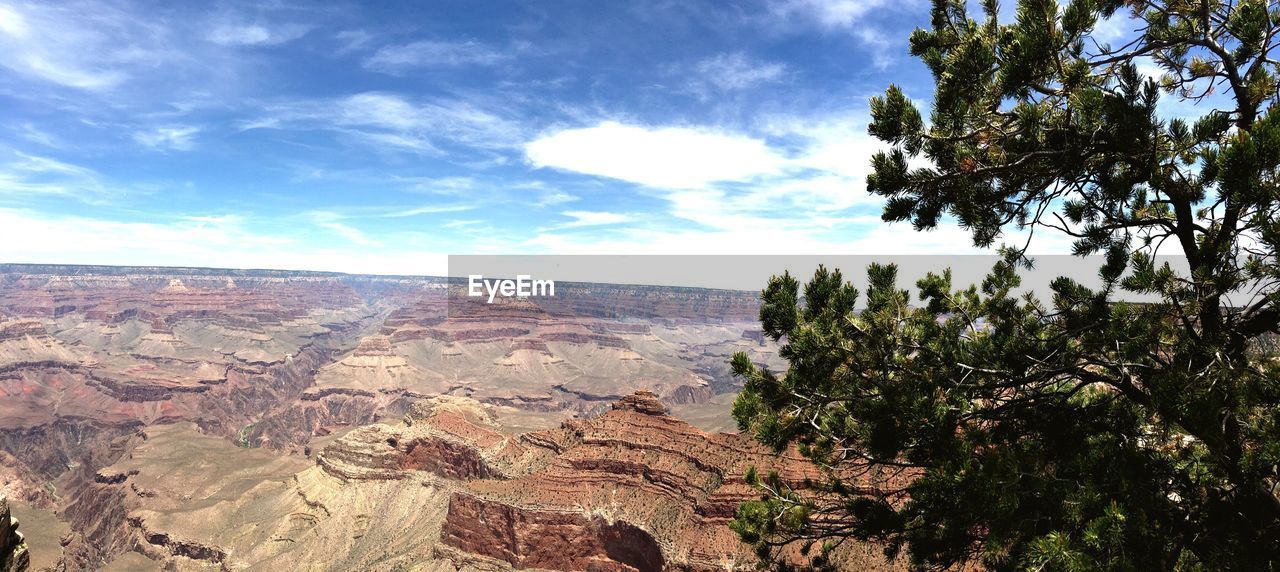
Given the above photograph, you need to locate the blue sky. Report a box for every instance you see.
[0,0,1080,274]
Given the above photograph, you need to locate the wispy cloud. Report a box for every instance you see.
[363,39,512,72]
[246,91,523,155]
[206,22,309,47]
[766,0,912,66]
[132,125,200,151]
[303,203,477,222]
[1091,12,1136,44]
[385,203,477,217]
[0,151,111,198]
[693,52,786,91]
[534,190,577,207]
[853,28,895,69]
[397,176,478,196]
[560,210,629,228]
[0,1,169,90]
[13,123,62,148]
[334,29,372,53]
[306,210,380,246]
[770,0,892,28]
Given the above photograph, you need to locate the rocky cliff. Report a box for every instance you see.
[434,391,829,571]
[0,496,29,572]
[53,393,889,571]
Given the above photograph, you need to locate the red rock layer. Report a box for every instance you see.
[437,391,830,571]
[317,399,553,482]
[441,494,664,572]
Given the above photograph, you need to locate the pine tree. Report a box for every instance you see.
[731,1,1280,569]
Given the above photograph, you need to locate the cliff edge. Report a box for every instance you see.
[0,496,29,572]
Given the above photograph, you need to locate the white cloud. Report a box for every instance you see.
[694,52,785,91]
[526,121,785,189]
[320,221,378,246]
[396,176,478,196]
[0,4,26,36]
[0,0,321,109]
[301,203,477,223]
[306,211,379,246]
[523,113,887,228]
[364,40,510,72]
[206,22,308,46]
[535,190,577,207]
[560,210,629,227]
[0,151,110,197]
[386,204,477,217]
[247,92,522,154]
[767,0,909,66]
[1090,12,1134,44]
[854,28,894,69]
[132,126,200,151]
[335,29,372,53]
[772,0,891,28]
[0,1,166,90]
[15,123,61,148]
[522,112,922,256]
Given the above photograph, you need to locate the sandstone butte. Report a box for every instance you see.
[61,391,903,571]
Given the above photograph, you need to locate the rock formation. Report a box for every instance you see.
[0,265,804,571]
[434,391,834,571]
[47,393,891,571]
[0,496,29,572]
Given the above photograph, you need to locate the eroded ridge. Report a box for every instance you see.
[435,391,876,572]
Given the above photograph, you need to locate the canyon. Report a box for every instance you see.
[0,264,883,571]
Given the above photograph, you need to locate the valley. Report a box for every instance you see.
[0,264,894,571]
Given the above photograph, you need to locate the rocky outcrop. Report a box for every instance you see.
[435,391,852,571]
[291,391,865,571]
[440,494,664,572]
[612,390,669,416]
[318,396,554,481]
[0,452,54,510]
[0,496,30,572]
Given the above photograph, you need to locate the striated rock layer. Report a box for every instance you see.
[73,408,504,571]
[434,391,892,571]
[63,394,894,571]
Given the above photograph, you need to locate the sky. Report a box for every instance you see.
[0,0,1088,275]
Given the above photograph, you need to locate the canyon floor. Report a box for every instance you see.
[0,265,893,571]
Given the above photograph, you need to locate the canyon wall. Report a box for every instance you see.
[0,265,806,571]
[55,393,886,571]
